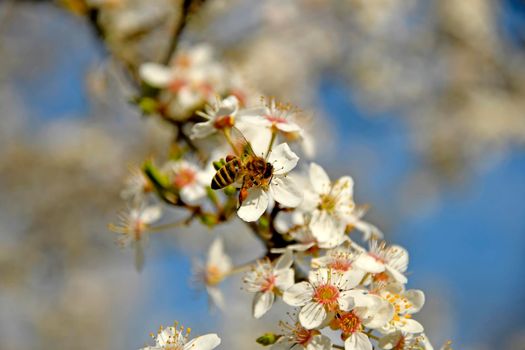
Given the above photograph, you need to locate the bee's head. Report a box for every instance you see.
[263,162,273,179]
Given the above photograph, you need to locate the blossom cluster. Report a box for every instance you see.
[105,44,448,350]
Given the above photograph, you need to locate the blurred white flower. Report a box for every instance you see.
[164,160,211,205]
[120,166,152,205]
[192,238,233,309]
[109,204,162,270]
[243,251,295,318]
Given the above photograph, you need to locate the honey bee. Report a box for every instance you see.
[211,127,274,204]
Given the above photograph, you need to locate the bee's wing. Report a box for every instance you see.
[229,126,255,159]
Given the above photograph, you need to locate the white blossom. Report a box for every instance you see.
[302,163,356,244]
[164,159,211,205]
[272,320,332,350]
[378,283,425,334]
[243,250,295,318]
[282,268,364,329]
[140,324,220,350]
[192,238,233,309]
[354,241,409,284]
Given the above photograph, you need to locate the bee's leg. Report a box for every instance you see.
[238,176,248,207]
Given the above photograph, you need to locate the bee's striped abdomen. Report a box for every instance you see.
[211,158,241,189]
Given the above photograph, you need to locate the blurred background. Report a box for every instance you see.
[1,0,525,349]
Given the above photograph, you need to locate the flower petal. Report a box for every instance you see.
[354,254,385,274]
[282,282,314,307]
[274,268,295,291]
[309,210,344,243]
[190,121,216,139]
[307,335,332,350]
[253,291,275,319]
[139,63,173,87]
[309,163,331,194]
[344,332,372,350]
[140,206,162,224]
[270,175,302,208]
[275,250,294,270]
[237,188,269,222]
[405,289,425,313]
[184,333,221,350]
[398,318,424,333]
[269,143,299,175]
[299,301,326,329]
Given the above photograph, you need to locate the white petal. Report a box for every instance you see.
[354,254,385,274]
[140,206,162,224]
[307,335,332,350]
[269,143,299,175]
[398,318,424,333]
[385,265,407,284]
[299,302,326,329]
[309,163,331,194]
[184,333,221,350]
[190,121,216,139]
[237,188,269,222]
[275,269,295,291]
[337,291,355,312]
[139,63,173,87]
[344,332,372,350]
[275,250,294,270]
[282,282,314,306]
[206,286,225,310]
[208,238,232,273]
[405,289,425,313]
[378,332,403,350]
[180,184,206,205]
[308,268,329,287]
[337,269,366,290]
[309,210,344,243]
[362,295,395,329]
[253,291,275,318]
[218,95,239,115]
[333,176,354,198]
[270,175,302,207]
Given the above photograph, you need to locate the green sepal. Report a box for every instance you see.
[142,160,170,191]
[199,213,218,228]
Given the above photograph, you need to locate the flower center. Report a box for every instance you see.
[336,311,362,335]
[260,275,276,293]
[328,259,352,272]
[393,336,406,350]
[313,284,340,306]
[205,265,223,286]
[213,115,235,129]
[265,114,288,124]
[319,194,337,212]
[173,168,196,188]
[168,79,187,92]
[294,326,317,345]
[373,272,389,283]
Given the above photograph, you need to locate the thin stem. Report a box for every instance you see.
[222,128,239,155]
[333,345,344,350]
[146,220,187,233]
[162,0,197,65]
[265,130,277,158]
